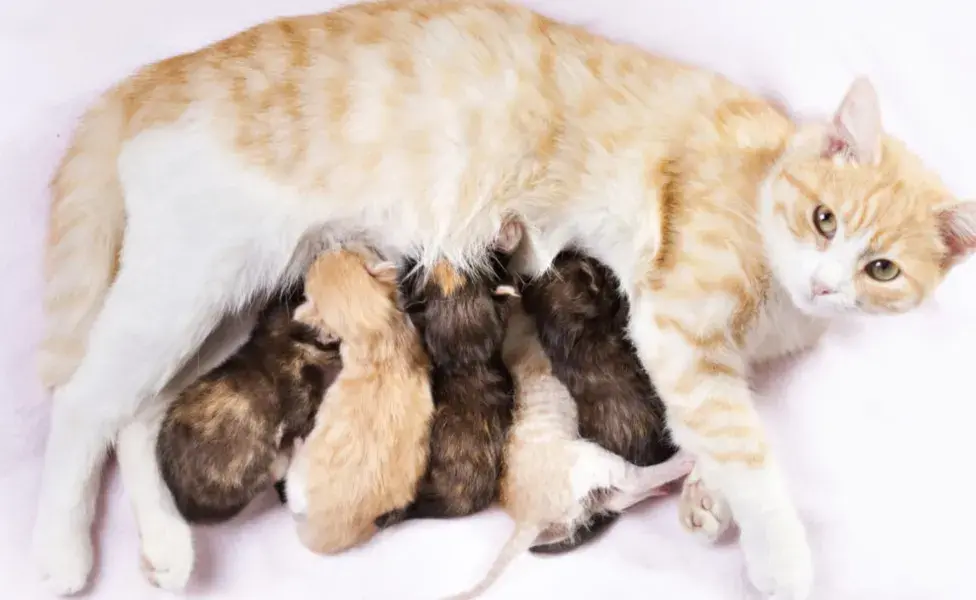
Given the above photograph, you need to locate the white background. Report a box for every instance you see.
[2,1,974,598]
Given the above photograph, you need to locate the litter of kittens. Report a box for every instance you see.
[148,227,690,599]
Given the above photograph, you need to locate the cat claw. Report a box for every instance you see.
[678,471,733,542]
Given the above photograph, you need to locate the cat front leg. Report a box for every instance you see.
[32,201,306,595]
[627,292,813,600]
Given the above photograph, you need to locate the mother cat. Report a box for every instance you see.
[36,0,976,597]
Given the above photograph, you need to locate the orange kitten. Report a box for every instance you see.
[284,247,434,554]
[36,1,976,596]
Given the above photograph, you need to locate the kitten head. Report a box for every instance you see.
[404,257,519,365]
[294,246,401,341]
[761,77,976,317]
[521,251,626,338]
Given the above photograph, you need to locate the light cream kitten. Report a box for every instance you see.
[284,247,434,554]
[36,1,976,596]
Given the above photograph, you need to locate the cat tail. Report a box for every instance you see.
[37,90,127,389]
[442,523,542,600]
[528,511,619,555]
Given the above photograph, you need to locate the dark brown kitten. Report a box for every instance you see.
[378,253,518,526]
[519,250,678,553]
[156,286,342,524]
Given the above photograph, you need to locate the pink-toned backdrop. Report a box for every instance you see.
[2,1,974,598]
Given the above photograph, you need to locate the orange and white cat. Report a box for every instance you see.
[36,1,976,597]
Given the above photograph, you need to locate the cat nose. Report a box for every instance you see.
[811,280,836,297]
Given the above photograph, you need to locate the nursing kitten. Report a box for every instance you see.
[519,249,679,553]
[284,247,434,554]
[448,302,694,599]
[156,286,342,523]
[39,0,976,595]
[379,226,522,525]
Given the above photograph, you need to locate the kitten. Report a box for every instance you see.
[155,285,342,523]
[284,247,434,554]
[519,249,679,553]
[38,0,976,594]
[379,224,522,525]
[447,302,694,600]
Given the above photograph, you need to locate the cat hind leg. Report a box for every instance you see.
[31,198,306,595]
[119,305,267,591]
[117,403,195,591]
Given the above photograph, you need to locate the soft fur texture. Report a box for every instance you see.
[519,250,679,552]
[34,1,976,596]
[156,285,342,524]
[284,247,434,555]
[446,303,694,599]
[383,239,519,524]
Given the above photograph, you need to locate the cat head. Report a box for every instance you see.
[293,246,401,340]
[403,259,520,365]
[522,251,625,332]
[761,77,976,317]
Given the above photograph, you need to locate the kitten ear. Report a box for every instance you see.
[822,77,883,166]
[495,219,524,254]
[936,201,976,266]
[579,260,600,295]
[367,261,399,285]
[493,284,520,298]
[293,301,317,325]
[316,330,340,345]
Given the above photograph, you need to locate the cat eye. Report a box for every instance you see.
[812,205,837,239]
[865,259,900,282]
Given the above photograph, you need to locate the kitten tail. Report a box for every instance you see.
[443,524,542,600]
[528,511,619,554]
[38,90,127,389]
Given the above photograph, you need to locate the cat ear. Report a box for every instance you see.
[493,284,520,298]
[579,260,600,295]
[495,219,524,254]
[367,261,399,285]
[936,201,976,266]
[293,300,317,325]
[822,77,883,166]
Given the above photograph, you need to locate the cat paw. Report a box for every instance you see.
[31,520,93,596]
[678,471,733,542]
[138,512,194,591]
[741,513,813,600]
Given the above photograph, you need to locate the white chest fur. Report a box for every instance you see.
[746,282,828,366]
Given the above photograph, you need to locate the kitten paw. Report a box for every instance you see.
[32,520,93,596]
[678,471,733,542]
[741,513,813,600]
[138,512,194,591]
